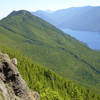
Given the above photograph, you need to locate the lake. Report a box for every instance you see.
[61,28,100,50]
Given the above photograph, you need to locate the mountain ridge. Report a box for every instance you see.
[0,10,100,92]
[33,6,100,32]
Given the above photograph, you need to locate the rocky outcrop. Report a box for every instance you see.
[0,52,40,100]
[11,58,17,66]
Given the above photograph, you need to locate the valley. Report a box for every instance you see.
[33,6,100,50]
[61,28,100,50]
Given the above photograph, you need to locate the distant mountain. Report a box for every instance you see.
[0,10,100,92]
[33,6,100,32]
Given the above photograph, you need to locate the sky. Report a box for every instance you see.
[0,0,100,19]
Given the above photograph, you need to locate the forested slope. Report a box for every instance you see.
[0,44,100,100]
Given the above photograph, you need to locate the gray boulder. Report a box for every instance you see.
[0,52,40,100]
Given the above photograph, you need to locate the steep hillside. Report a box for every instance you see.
[0,10,100,91]
[33,6,100,32]
[0,45,100,100]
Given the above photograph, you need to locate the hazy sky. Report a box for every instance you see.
[0,0,100,19]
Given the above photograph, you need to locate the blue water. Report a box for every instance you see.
[61,28,100,50]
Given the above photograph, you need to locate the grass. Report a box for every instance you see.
[0,45,100,100]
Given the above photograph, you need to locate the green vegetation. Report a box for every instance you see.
[1,45,100,100]
[0,10,100,92]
